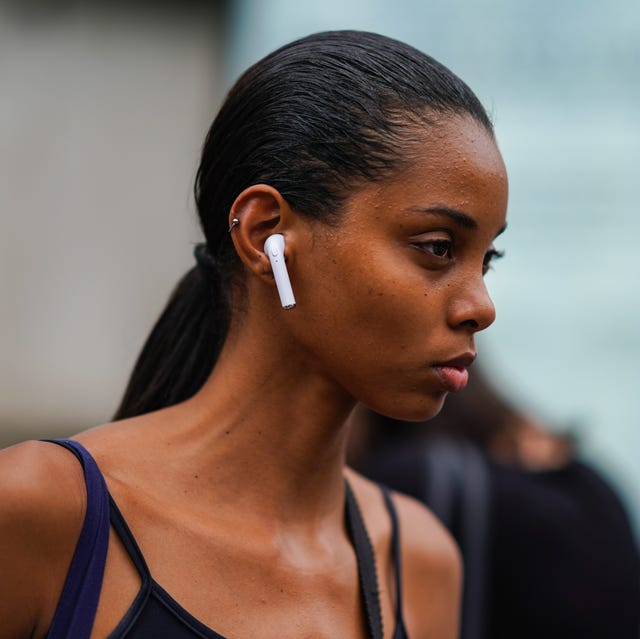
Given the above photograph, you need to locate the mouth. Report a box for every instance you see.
[432,352,476,392]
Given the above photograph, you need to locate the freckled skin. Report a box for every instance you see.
[281,114,508,421]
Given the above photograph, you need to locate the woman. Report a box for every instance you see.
[0,31,508,639]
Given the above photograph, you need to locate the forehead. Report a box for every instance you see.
[343,114,508,234]
[401,115,506,206]
[430,114,503,180]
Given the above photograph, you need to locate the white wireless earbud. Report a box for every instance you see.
[264,233,296,309]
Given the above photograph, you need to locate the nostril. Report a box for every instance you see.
[462,318,480,330]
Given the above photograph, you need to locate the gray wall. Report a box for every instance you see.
[0,3,224,444]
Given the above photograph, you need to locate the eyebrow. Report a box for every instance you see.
[406,205,507,237]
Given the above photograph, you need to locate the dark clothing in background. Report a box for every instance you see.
[488,459,640,639]
[361,440,640,639]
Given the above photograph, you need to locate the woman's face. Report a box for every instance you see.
[287,114,508,421]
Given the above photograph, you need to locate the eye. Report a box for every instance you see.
[412,239,454,260]
[427,240,453,258]
[483,248,505,275]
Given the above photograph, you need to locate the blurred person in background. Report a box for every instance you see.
[348,367,640,639]
[0,30,509,639]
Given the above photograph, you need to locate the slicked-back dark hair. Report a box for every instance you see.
[114,30,493,419]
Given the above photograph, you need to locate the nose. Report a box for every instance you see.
[448,276,496,333]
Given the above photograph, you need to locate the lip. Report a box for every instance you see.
[432,352,476,392]
[436,352,476,369]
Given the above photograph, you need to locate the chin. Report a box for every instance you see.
[370,392,448,423]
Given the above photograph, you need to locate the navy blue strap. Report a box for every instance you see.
[108,493,151,579]
[44,439,110,639]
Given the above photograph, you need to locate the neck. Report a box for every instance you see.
[163,310,357,525]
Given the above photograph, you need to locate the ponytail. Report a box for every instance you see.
[113,246,231,419]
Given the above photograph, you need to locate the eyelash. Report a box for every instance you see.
[483,248,505,274]
[413,241,504,275]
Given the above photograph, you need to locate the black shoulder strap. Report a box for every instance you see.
[380,486,409,638]
[345,480,384,639]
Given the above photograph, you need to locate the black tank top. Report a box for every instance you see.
[45,439,409,639]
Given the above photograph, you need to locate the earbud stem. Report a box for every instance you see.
[264,234,296,309]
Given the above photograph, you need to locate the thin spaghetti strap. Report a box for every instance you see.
[380,485,408,637]
[108,493,151,579]
[345,481,384,639]
[43,439,110,639]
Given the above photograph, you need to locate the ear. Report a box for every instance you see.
[228,184,296,283]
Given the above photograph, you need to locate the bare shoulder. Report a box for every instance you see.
[0,440,86,638]
[392,489,461,570]
[345,468,461,639]
[344,467,460,565]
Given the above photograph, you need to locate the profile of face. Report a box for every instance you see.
[280,114,508,422]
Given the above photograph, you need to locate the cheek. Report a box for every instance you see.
[287,248,453,421]
[296,248,442,367]
[345,253,441,337]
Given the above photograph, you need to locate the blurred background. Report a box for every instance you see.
[1,0,638,535]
